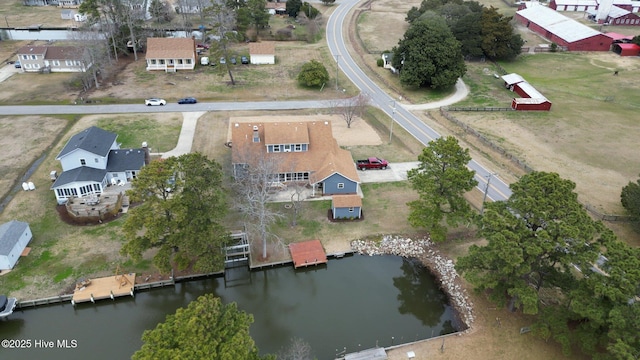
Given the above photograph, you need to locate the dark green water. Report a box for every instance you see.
[0,254,459,359]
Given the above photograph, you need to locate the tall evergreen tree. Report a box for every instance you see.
[480,6,523,60]
[133,294,273,360]
[121,153,229,273]
[392,16,466,89]
[407,136,477,242]
[457,172,606,314]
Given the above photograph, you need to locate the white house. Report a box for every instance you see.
[145,37,197,72]
[51,126,147,204]
[16,45,92,73]
[249,42,276,65]
[0,221,32,270]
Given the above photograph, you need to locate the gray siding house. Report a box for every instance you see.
[17,45,92,73]
[0,220,32,270]
[331,194,362,220]
[51,126,147,204]
[316,173,358,195]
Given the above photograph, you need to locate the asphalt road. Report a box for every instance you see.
[0,4,512,201]
[326,0,512,202]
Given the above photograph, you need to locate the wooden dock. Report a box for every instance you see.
[71,273,136,304]
[289,240,328,268]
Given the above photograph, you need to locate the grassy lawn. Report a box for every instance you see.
[451,52,640,217]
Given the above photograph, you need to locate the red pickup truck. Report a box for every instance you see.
[356,157,389,170]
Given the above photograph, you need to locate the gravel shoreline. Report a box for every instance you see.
[351,235,475,332]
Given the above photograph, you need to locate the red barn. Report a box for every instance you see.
[612,43,640,56]
[512,98,553,111]
[549,0,598,11]
[516,3,613,51]
[605,6,640,25]
[513,82,546,99]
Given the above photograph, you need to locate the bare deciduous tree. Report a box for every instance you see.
[205,3,240,85]
[232,142,286,260]
[277,337,313,360]
[70,28,114,91]
[331,93,370,128]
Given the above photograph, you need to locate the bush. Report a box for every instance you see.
[297,59,329,88]
[376,58,384,67]
[550,43,558,53]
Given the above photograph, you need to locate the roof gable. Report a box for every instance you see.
[17,46,47,56]
[106,148,146,172]
[332,194,362,208]
[249,42,275,55]
[146,37,196,59]
[502,73,525,86]
[0,220,29,256]
[51,167,107,188]
[230,117,360,183]
[517,4,603,42]
[57,126,117,159]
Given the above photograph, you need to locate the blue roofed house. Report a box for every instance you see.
[230,117,360,196]
[51,126,147,204]
[0,220,32,270]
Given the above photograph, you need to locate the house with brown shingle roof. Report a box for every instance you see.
[331,194,363,219]
[248,42,275,64]
[16,45,91,73]
[231,118,360,196]
[145,37,197,72]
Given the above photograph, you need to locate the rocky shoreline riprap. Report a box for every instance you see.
[351,235,475,331]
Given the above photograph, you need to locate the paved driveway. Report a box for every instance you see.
[0,63,20,83]
[356,162,419,183]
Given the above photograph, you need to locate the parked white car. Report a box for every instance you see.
[145,98,166,106]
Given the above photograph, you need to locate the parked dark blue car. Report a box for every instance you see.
[177,97,197,104]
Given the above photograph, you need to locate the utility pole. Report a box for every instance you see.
[335,54,340,91]
[481,172,497,215]
[389,100,396,144]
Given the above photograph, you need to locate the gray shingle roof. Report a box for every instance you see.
[0,220,29,256]
[56,126,117,159]
[51,167,107,188]
[106,149,145,172]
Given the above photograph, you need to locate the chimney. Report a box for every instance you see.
[252,125,260,143]
[142,141,150,165]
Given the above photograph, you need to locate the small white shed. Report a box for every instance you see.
[249,42,275,65]
[74,13,87,22]
[0,220,32,270]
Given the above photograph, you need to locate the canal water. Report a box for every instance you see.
[0,254,459,359]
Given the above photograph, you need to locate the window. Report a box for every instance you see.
[159,59,165,64]
[348,207,354,212]
[94,158,99,163]
[66,60,73,66]
[151,59,157,64]
[273,145,280,152]
[22,55,28,60]
[31,55,36,60]
[113,173,118,177]
[52,60,60,66]
[295,144,302,151]
[169,59,174,64]
[25,64,31,69]
[80,158,86,166]
[177,59,183,64]
[337,183,345,189]
[34,64,40,69]
[186,59,192,64]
